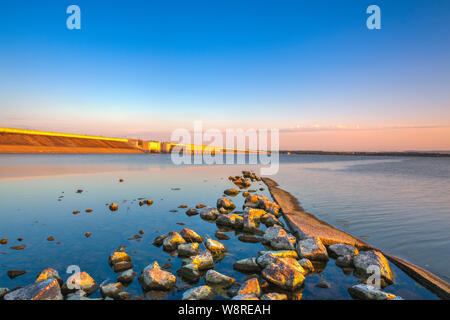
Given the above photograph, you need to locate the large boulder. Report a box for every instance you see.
[328,243,358,258]
[263,226,296,250]
[35,268,62,285]
[4,279,63,300]
[180,228,203,243]
[62,271,98,295]
[296,237,329,261]
[237,278,261,297]
[139,262,176,291]
[163,231,187,251]
[261,258,305,291]
[353,250,393,286]
[205,270,235,288]
[233,257,261,272]
[182,285,215,300]
[348,284,401,300]
[200,207,220,220]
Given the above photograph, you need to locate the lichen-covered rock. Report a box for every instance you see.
[216,214,244,229]
[242,215,258,233]
[200,207,220,220]
[258,250,298,259]
[35,268,62,285]
[180,228,203,243]
[232,294,259,300]
[298,258,315,273]
[261,292,288,300]
[243,207,267,221]
[185,208,199,216]
[328,243,359,258]
[153,234,168,247]
[178,263,201,282]
[117,269,136,284]
[113,261,134,272]
[216,198,236,212]
[224,188,239,196]
[140,262,176,291]
[237,278,261,297]
[205,270,235,287]
[109,251,132,265]
[100,282,124,298]
[263,226,296,250]
[261,258,305,291]
[0,288,9,299]
[178,242,200,257]
[233,257,261,272]
[260,213,283,227]
[348,284,400,300]
[4,279,63,300]
[205,238,228,254]
[353,250,393,286]
[296,237,329,261]
[336,255,353,268]
[62,271,98,295]
[163,231,187,251]
[182,285,215,300]
[184,250,214,270]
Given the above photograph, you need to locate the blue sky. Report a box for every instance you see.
[0,1,449,150]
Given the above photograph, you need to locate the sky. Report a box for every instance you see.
[0,0,449,151]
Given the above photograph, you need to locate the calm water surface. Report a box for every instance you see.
[0,154,446,299]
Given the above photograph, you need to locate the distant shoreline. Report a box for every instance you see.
[279,150,450,157]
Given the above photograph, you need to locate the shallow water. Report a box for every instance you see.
[0,154,445,299]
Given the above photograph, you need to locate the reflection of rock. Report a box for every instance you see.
[4,279,63,300]
[215,230,230,240]
[139,262,176,291]
[353,250,393,286]
[263,226,296,250]
[328,243,358,258]
[296,237,329,261]
[144,290,170,300]
[348,284,401,300]
[163,231,187,251]
[180,228,203,243]
[182,285,215,300]
[113,261,134,272]
[205,270,235,288]
[178,243,200,257]
[237,278,261,297]
[261,292,288,300]
[36,268,62,285]
[62,272,98,296]
[261,258,305,291]
[298,258,314,273]
[238,235,262,243]
[200,207,220,220]
[233,258,261,272]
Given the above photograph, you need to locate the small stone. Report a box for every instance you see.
[0,288,10,299]
[85,232,92,238]
[224,188,239,196]
[298,258,315,273]
[196,204,206,209]
[109,203,118,211]
[215,230,230,240]
[47,236,55,241]
[233,258,261,272]
[177,263,201,282]
[117,269,136,283]
[72,210,79,215]
[139,230,145,235]
[76,189,83,193]
[140,262,176,291]
[205,270,235,287]
[261,292,288,300]
[100,282,124,298]
[10,245,26,250]
[85,208,93,213]
[184,250,214,270]
[216,198,236,213]
[0,238,7,245]
[178,204,188,208]
[185,208,199,216]
[62,272,97,295]
[348,284,400,300]
[180,228,203,243]
[315,280,331,289]
[353,250,393,286]
[182,285,215,300]
[7,270,27,279]
[296,237,329,261]
[205,238,227,254]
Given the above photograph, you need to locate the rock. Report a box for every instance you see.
[139,230,145,235]
[298,258,315,273]
[177,264,201,282]
[328,243,359,258]
[336,255,353,268]
[109,251,132,265]
[353,250,393,286]
[205,270,235,287]
[62,271,98,295]
[263,226,296,250]
[232,294,259,300]
[182,285,215,300]
[85,232,92,238]
[216,214,244,229]
[113,261,134,272]
[10,245,26,250]
[242,191,249,197]
[224,188,239,196]
[116,291,131,300]
[243,194,267,208]
[117,269,136,284]
[258,250,298,259]
[140,262,176,291]
[177,243,200,257]
[146,200,154,206]
[237,278,261,297]
[296,237,329,261]
[348,284,400,300]
[200,207,220,220]
[100,282,124,298]
[196,204,206,209]
[260,213,283,227]
[243,207,267,220]
[242,216,258,233]
[109,203,118,211]
[36,268,62,285]
[0,288,9,299]
[261,258,305,291]
[261,292,288,300]
[180,228,203,243]
[153,234,168,247]
[85,209,93,213]
[72,210,79,215]
[233,258,261,272]
[215,230,230,240]
[205,238,227,254]
[4,279,63,300]
[216,198,236,213]
[186,208,199,216]
[238,235,262,243]
[47,236,55,241]
[163,231,187,251]
[7,270,27,279]
[315,280,331,288]
[178,204,188,208]
[184,250,214,270]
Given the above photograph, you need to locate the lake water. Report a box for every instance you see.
[0,154,447,300]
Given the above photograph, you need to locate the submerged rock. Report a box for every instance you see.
[261,292,288,300]
[205,270,235,288]
[185,208,199,216]
[182,285,215,300]
[200,207,220,220]
[177,242,200,257]
[205,238,227,254]
[237,278,261,297]
[353,250,393,286]
[315,280,331,289]
[261,258,305,291]
[215,230,230,240]
[238,235,262,243]
[36,268,62,285]
[328,243,359,258]
[140,262,176,291]
[348,284,400,300]
[263,226,296,250]
[4,279,62,300]
[180,228,203,243]
[163,231,187,251]
[296,237,329,261]
[233,257,261,272]
[62,271,98,295]
[113,261,134,272]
